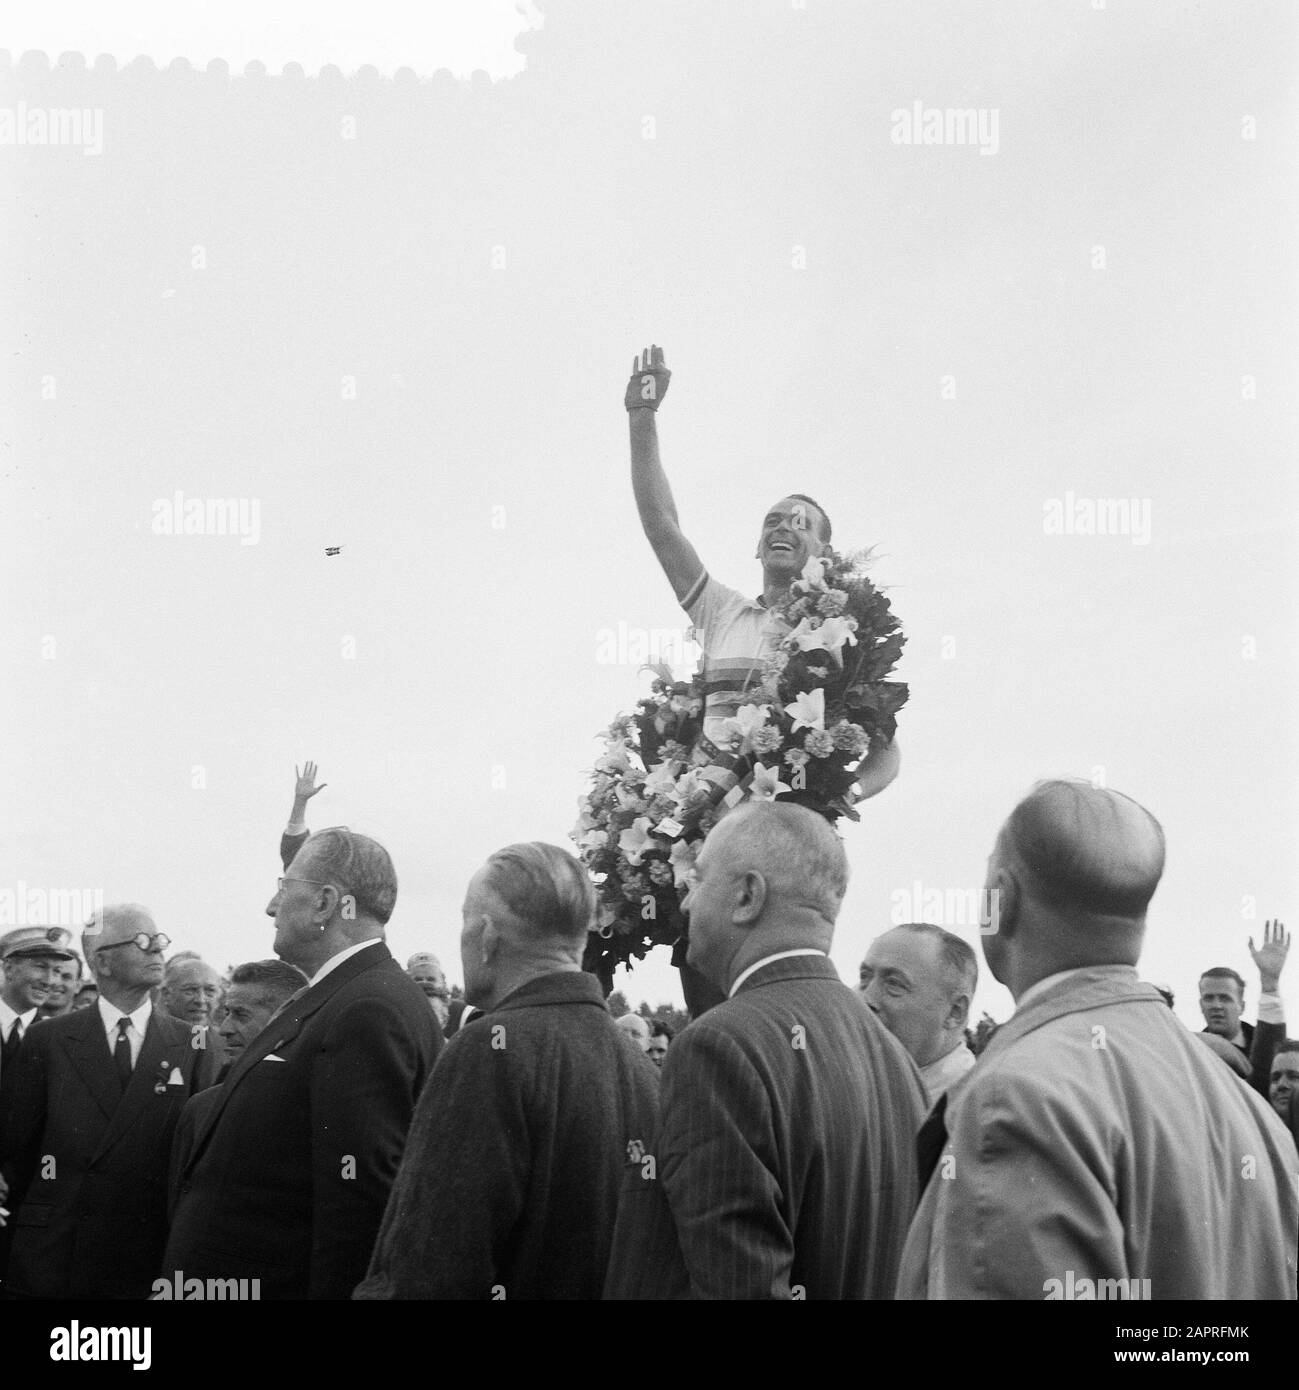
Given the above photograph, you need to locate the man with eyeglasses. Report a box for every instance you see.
[0,906,216,1298]
[165,826,441,1299]
[159,956,228,1073]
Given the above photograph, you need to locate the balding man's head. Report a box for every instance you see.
[460,842,593,1009]
[615,1012,651,1050]
[983,779,1165,999]
[1000,779,1165,918]
[684,801,848,992]
[82,904,168,998]
[160,958,224,1026]
[267,829,396,976]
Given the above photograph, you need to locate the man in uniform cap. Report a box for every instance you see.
[406,952,450,1030]
[1,927,76,1083]
[0,927,78,1276]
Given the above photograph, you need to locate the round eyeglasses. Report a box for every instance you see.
[97,932,171,954]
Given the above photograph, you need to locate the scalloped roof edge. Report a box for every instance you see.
[0,49,528,84]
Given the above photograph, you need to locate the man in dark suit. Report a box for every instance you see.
[159,955,229,1076]
[0,925,80,1281]
[604,802,926,1300]
[0,907,215,1298]
[355,842,661,1300]
[167,958,308,1215]
[164,827,440,1298]
[1,927,77,1096]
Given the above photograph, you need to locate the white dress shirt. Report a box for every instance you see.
[309,937,382,986]
[919,1038,977,1105]
[1257,991,1285,1025]
[97,995,153,1067]
[0,997,38,1042]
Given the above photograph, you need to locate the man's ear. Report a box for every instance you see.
[945,990,972,1034]
[311,884,340,929]
[987,867,1018,941]
[480,917,501,964]
[733,870,767,926]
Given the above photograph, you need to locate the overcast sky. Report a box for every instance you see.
[2,0,1296,1029]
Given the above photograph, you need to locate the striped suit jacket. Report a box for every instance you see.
[604,953,926,1299]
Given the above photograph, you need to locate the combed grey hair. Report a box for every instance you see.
[483,842,595,943]
[892,922,978,998]
[303,828,398,926]
[1003,779,1165,919]
[715,801,849,920]
[230,958,310,1009]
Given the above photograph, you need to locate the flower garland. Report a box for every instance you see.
[572,549,908,979]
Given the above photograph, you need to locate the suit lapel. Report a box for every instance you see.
[94,1012,180,1158]
[63,1007,120,1123]
[184,942,393,1174]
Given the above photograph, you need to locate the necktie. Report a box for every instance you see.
[1,1017,23,1065]
[916,1091,949,1192]
[114,1017,134,1091]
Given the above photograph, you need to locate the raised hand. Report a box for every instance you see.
[625,344,671,412]
[1248,918,1290,991]
[294,761,327,803]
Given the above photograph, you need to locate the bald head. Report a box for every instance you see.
[82,903,156,966]
[705,801,849,920]
[615,1012,651,1050]
[999,779,1165,920]
[685,801,849,993]
[985,780,1165,999]
[80,902,167,1007]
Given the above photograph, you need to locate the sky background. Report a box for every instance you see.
[2,1,1296,1030]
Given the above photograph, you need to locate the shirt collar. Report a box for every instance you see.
[0,998,37,1032]
[919,1039,976,1103]
[728,949,827,998]
[310,938,382,986]
[97,993,152,1036]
